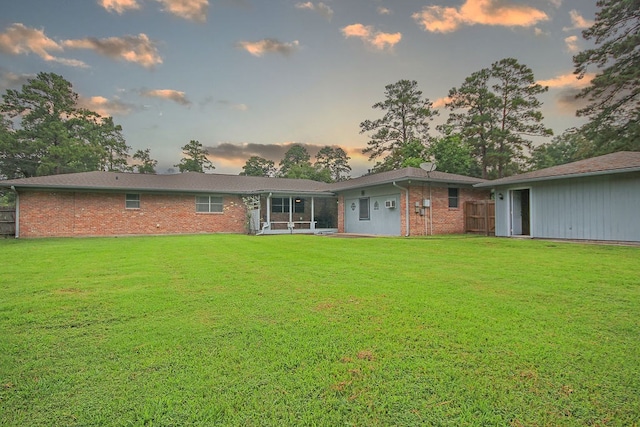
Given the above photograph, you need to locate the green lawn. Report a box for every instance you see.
[1,235,639,426]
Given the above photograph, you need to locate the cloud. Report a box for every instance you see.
[564,35,579,53]
[555,87,590,114]
[537,72,595,114]
[205,142,363,163]
[78,95,137,116]
[295,2,334,21]
[63,33,162,68]
[534,27,547,36]
[98,0,141,14]
[0,23,88,67]
[412,0,548,33]
[537,72,593,89]
[215,100,249,111]
[377,6,392,15]
[138,89,191,105]
[236,39,300,57]
[432,96,452,109]
[563,9,594,31]
[98,0,208,21]
[0,69,34,93]
[156,0,209,22]
[341,23,402,51]
[548,0,562,8]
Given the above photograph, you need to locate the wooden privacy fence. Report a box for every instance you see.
[0,208,16,237]
[464,200,495,236]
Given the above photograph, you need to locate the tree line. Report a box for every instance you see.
[1,0,638,184]
[0,72,351,182]
[360,0,639,177]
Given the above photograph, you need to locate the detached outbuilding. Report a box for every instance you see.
[475,151,640,243]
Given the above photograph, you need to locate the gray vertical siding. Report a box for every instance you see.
[496,173,639,242]
[342,186,401,235]
[494,192,510,237]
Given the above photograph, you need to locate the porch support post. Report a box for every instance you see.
[266,194,271,228]
[311,197,315,230]
[288,197,293,224]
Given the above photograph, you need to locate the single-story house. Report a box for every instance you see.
[0,167,490,238]
[475,151,640,243]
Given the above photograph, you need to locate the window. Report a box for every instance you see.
[359,198,370,220]
[196,196,223,213]
[125,193,140,209]
[271,197,304,213]
[271,197,289,213]
[448,188,459,208]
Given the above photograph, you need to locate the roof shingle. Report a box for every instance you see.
[0,171,335,195]
[475,151,640,187]
[0,167,487,194]
[329,167,486,191]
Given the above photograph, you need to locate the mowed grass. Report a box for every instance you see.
[1,235,639,426]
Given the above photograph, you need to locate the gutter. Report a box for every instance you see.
[392,181,410,237]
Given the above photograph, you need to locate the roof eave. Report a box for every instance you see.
[1,183,336,196]
[332,176,484,192]
[1,183,251,194]
[474,166,640,188]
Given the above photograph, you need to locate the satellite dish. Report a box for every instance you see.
[420,162,437,172]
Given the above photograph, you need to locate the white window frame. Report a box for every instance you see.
[196,195,224,213]
[125,193,140,209]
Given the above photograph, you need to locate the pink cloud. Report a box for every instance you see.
[78,96,136,117]
[295,2,334,21]
[432,96,452,109]
[563,9,594,31]
[537,72,594,88]
[412,0,548,33]
[564,35,579,53]
[538,72,595,115]
[98,0,141,14]
[341,23,401,51]
[236,39,300,57]
[0,23,87,67]
[156,0,208,23]
[63,33,162,68]
[139,89,191,105]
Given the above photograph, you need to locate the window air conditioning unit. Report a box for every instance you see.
[385,200,396,209]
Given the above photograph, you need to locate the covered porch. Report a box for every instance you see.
[254,193,338,235]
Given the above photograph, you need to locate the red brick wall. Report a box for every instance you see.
[405,184,490,236]
[337,196,345,233]
[17,190,246,238]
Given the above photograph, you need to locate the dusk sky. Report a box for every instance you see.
[1,0,598,176]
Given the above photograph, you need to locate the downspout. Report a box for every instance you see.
[288,196,293,233]
[392,181,410,237]
[11,186,19,238]
[429,181,433,236]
